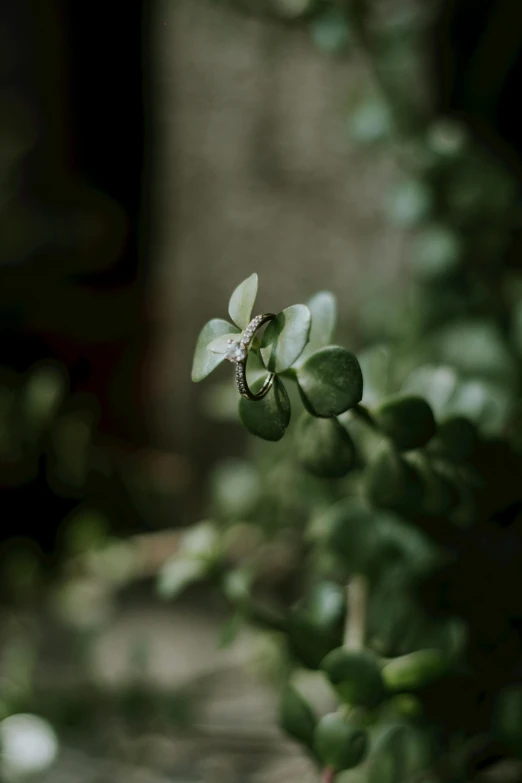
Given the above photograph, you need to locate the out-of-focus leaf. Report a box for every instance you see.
[279,684,317,751]
[367,724,432,783]
[314,713,368,771]
[157,558,206,600]
[297,347,363,417]
[211,459,261,518]
[401,365,459,419]
[295,413,356,478]
[298,291,337,362]
[191,319,239,382]
[349,99,392,144]
[305,581,345,629]
[386,180,432,227]
[366,442,423,513]
[310,9,352,55]
[382,649,447,692]
[431,320,515,382]
[261,305,311,373]
[239,376,291,441]
[157,522,220,600]
[228,273,258,330]
[374,395,436,451]
[321,648,385,707]
[409,224,461,278]
[429,416,477,463]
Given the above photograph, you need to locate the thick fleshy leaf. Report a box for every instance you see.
[297,346,363,417]
[305,581,345,629]
[298,292,337,363]
[295,413,355,478]
[228,273,258,330]
[368,725,432,783]
[191,319,239,382]
[406,454,457,516]
[429,415,477,463]
[207,333,242,355]
[382,649,447,692]
[314,713,368,771]
[288,609,343,669]
[321,648,385,707]
[238,376,291,441]
[366,442,423,513]
[374,395,436,451]
[279,685,317,751]
[261,305,311,373]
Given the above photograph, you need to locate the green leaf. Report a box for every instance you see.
[305,582,345,629]
[365,442,423,513]
[260,305,311,373]
[349,99,392,145]
[409,224,461,279]
[321,648,385,707]
[323,498,405,576]
[406,454,457,516]
[297,346,363,417]
[279,684,317,750]
[314,713,368,771]
[429,415,477,463]
[382,649,447,692]
[180,521,220,559]
[310,9,352,56]
[218,611,245,649]
[157,557,206,600]
[157,522,220,600]
[191,319,239,382]
[295,413,356,478]
[288,608,343,670]
[298,292,337,363]
[228,273,258,330]
[210,459,261,518]
[374,395,436,451]
[238,376,291,441]
[386,179,432,228]
[367,725,432,783]
[493,686,522,755]
[207,333,242,355]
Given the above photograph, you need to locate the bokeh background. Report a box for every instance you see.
[2,0,522,781]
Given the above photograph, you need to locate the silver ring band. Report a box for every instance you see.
[225,313,276,401]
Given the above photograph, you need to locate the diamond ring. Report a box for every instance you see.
[224,313,276,401]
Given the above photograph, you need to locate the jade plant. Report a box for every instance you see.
[156,274,522,781]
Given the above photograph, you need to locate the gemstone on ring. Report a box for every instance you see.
[225,339,247,363]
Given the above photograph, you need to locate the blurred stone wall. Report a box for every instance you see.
[150,0,407,460]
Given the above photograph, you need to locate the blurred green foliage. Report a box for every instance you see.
[181,1,522,780]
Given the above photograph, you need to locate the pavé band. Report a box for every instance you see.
[225,313,276,401]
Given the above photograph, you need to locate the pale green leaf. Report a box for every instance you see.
[207,333,242,355]
[260,305,311,373]
[298,291,337,363]
[192,319,239,382]
[229,273,259,330]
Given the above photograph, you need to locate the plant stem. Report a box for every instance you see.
[344,575,368,651]
[321,767,336,783]
[352,403,377,429]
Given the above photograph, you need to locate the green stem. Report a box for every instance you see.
[344,575,368,651]
[352,403,377,430]
[321,767,336,783]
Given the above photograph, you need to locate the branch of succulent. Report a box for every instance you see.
[186,273,522,782]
